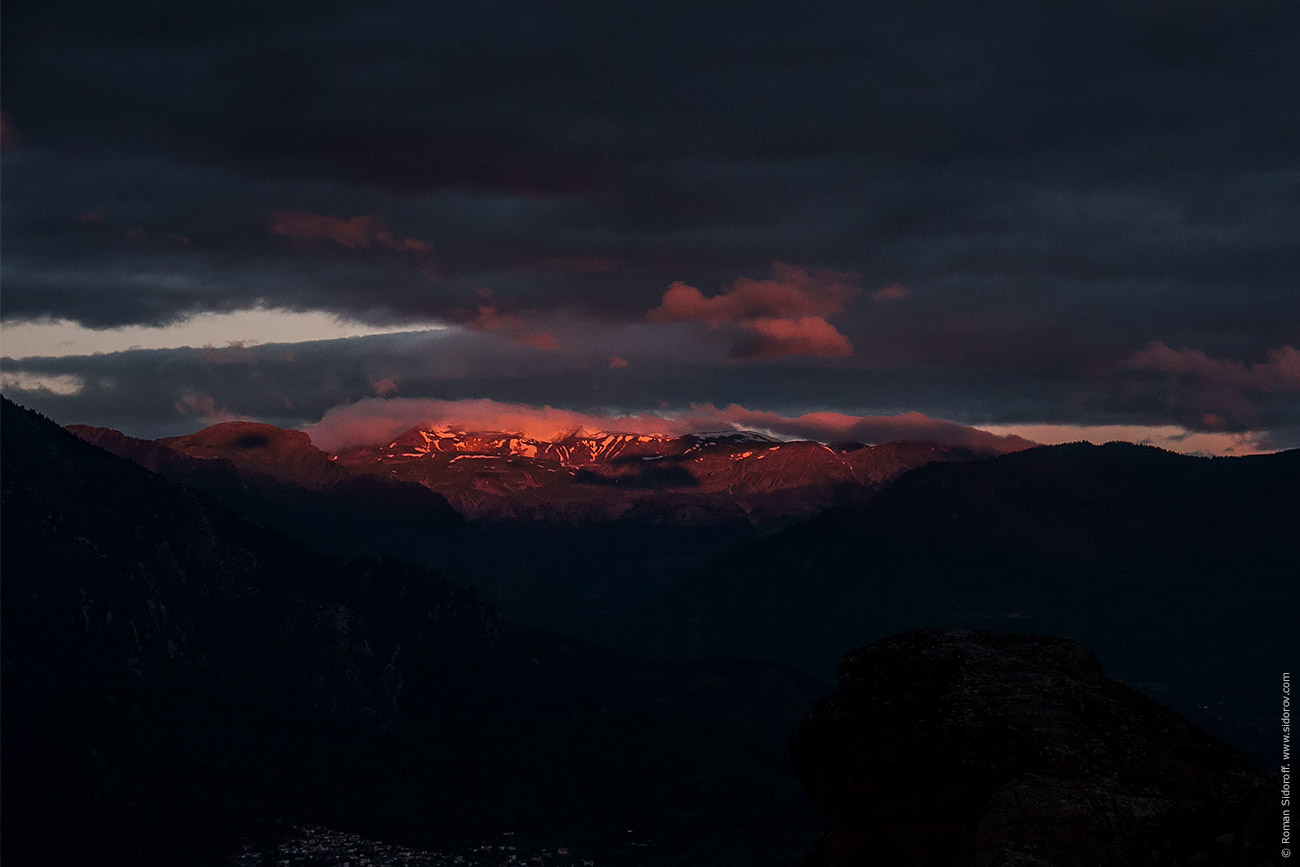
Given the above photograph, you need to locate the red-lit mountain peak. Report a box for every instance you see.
[365,425,787,467]
[328,423,988,523]
[159,421,347,488]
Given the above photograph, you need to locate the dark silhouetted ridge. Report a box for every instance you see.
[4,398,825,867]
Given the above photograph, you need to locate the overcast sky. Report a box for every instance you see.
[2,1,1297,453]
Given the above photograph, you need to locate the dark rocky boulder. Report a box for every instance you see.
[792,630,1271,866]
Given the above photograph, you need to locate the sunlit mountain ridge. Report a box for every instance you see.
[68,417,1001,644]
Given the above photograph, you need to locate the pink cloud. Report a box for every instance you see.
[468,305,559,350]
[514,330,560,351]
[609,356,630,369]
[370,377,399,397]
[647,262,860,360]
[302,397,1035,454]
[268,211,431,253]
[1123,342,1300,393]
[732,316,853,359]
[305,398,675,450]
[648,262,858,325]
[1114,342,1300,430]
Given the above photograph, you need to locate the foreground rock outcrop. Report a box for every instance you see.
[792,630,1272,866]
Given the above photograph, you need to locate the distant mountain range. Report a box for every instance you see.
[134,419,1004,525]
[60,409,1300,767]
[5,396,1285,866]
[64,417,1300,773]
[71,419,997,643]
[637,441,1300,770]
[5,397,825,866]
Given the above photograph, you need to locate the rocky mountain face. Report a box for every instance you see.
[159,421,350,488]
[136,419,1002,528]
[329,425,993,526]
[640,442,1300,769]
[5,398,825,866]
[792,630,1275,866]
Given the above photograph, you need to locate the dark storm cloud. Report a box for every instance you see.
[2,0,1298,440]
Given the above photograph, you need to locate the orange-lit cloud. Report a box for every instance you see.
[307,397,1279,457]
[647,262,859,360]
[732,316,853,359]
[516,331,560,350]
[370,377,399,397]
[305,398,670,450]
[649,262,858,325]
[303,397,1034,454]
[609,356,630,369]
[268,210,431,253]
[1113,342,1300,430]
[1122,342,1300,393]
[468,305,559,350]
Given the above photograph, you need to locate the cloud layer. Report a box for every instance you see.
[3,323,1297,455]
[1113,342,1300,431]
[2,2,1296,451]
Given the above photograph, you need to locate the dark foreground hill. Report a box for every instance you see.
[2,398,824,866]
[793,630,1275,866]
[640,442,1300,769]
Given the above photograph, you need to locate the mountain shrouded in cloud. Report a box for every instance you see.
[302,397,1035,453]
